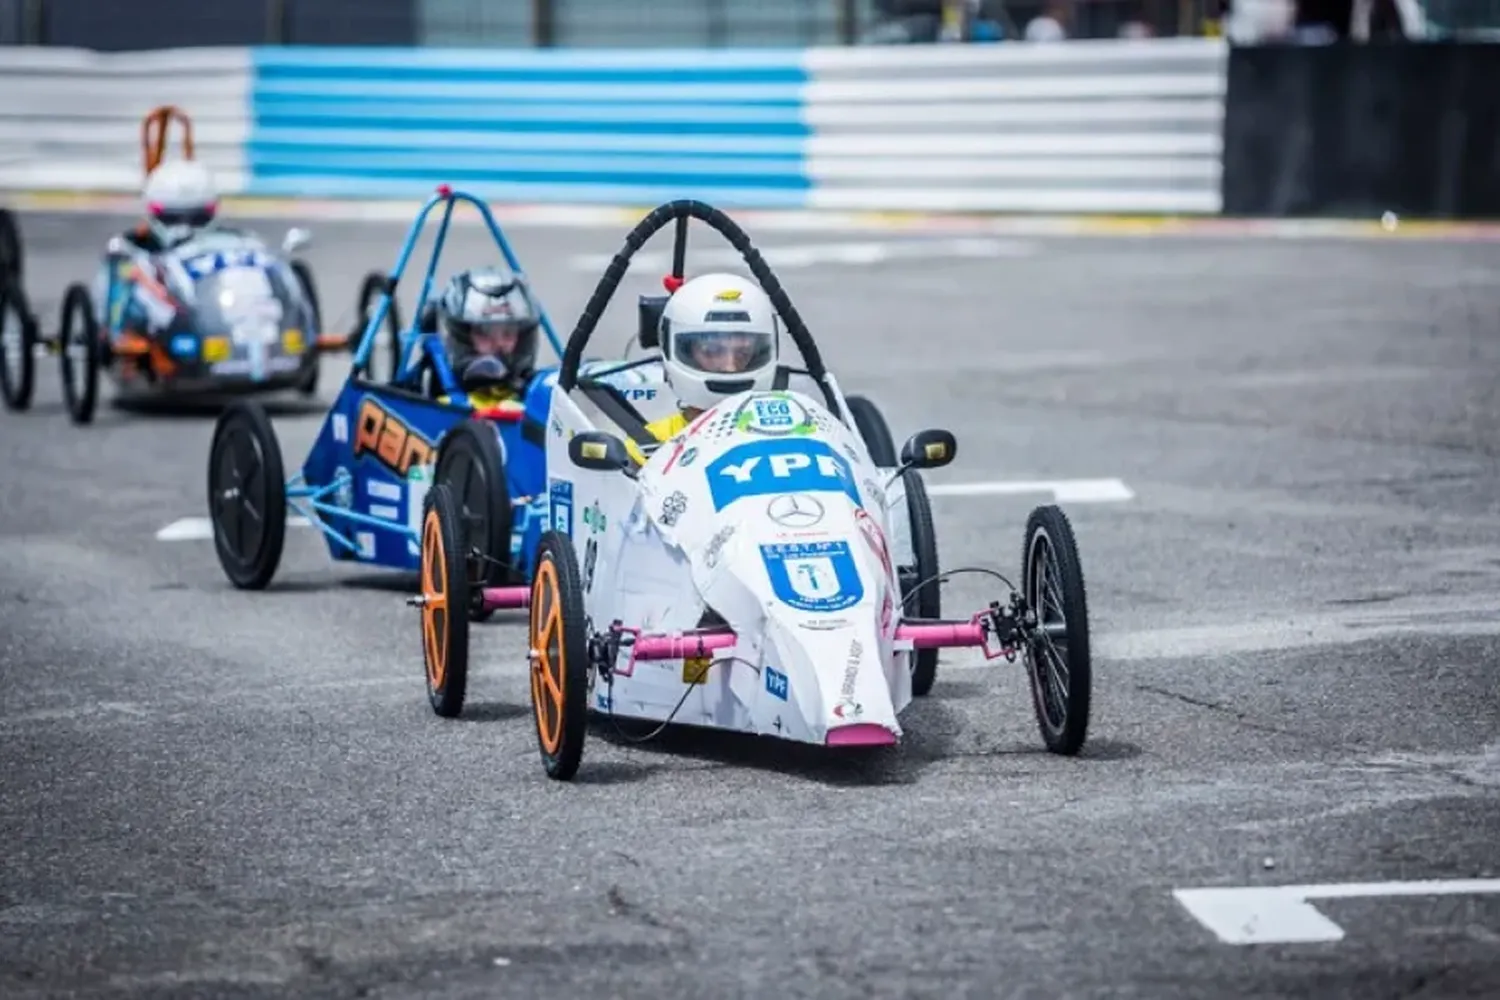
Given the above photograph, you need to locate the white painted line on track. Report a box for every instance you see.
[155,515,311,542]
[927,478,1134,503]
[1174,879,1500,945]
[569,236,1036,272]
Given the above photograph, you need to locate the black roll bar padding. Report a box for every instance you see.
[557,200,833,413]
[671,214,689,279]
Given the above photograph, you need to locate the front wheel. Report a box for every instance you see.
[435,419,515,620]
[902,468,941,697]
[0,208,21,285]
[419,482,471,718]
[1021,505,1091,756]
[528,531,589,781]
[0,283,37,411]
[207,400,288,590]
[845,393,897,467]
[58,283,100,425]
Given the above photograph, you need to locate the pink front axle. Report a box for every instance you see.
[895,620,986,649]
[632,629,739,660]
[480,586,531,612]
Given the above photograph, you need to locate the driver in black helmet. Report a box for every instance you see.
[435,267,540,406]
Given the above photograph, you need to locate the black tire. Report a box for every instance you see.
[58,283,100,425]
[0,209,21,286]
[208,400,288,591]
[1021,505,1091,755]
[290,259,321,397]
[529,530,589,781]
[354,270,403,383]
[0,282,37,411]
[845,393,898,467]
[902,468,941,697]
[435,419,515,620]
[419,482,470,718]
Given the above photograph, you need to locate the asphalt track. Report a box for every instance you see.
[2,208,1499,999]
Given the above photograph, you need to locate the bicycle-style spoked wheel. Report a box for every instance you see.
[1021,504,1091,756]
[528,531,589,781]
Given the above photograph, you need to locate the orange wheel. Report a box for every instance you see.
[528,530,589,781]
[420,483,470,718]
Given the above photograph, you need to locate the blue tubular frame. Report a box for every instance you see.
[283,185,567,558]
[350,186,567,385]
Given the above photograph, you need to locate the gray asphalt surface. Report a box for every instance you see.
[2,209,1498,999]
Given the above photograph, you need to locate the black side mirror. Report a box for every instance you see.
[637,294,668,349]
[568,430,632,472]
[899,429,957,470]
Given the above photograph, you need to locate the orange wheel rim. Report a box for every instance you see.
[420,508,448,690]
[530,557,565,755]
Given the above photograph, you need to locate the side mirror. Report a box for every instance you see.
[282,226,311,255]
[568,431,632,472]
[899,429,957,470]
[637,294,668,349]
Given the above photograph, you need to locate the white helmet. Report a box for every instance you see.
[142,159,218,245]
[659,273,780,413]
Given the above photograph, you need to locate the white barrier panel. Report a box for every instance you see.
[803,37,1229,215]
[0,46,250,195]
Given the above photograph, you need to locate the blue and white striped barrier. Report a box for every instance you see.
[1,39,1229,215]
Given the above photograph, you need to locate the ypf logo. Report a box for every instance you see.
[706,439,861,511]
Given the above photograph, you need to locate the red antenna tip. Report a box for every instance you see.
[663,275,684,293]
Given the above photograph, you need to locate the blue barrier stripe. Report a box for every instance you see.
[251,98,807,125]
[251,45,808,73]
[252,129,805,156]
[252,113,808,138]
[257,65,808,86]
[247,145,804,168]
[252,80,806,106]
[245,174,811,209]
[251,163,811,190]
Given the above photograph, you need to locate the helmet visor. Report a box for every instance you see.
[673,329,773,376]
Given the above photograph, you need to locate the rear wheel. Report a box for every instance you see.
[528,531,589,781]
[0,283,37,411]
[902,468,941,696]
[845,393,897,467]
[419,482,470,718]
[354,271,403,383]
[435,419,515,620]
[1021,505,1091,755]
[58,283,99,425]
[290,259,321,397]
[208,400,287,590]
[0,209,21,286]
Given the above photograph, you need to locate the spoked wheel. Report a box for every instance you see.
[902,468,941,697]
[58,283,100,425]
[1021,505,1091,755]
[0,209,21,286]
[290,259,322,397]
[435,419,514,622]
[419,482,470,718]
[207,400,288,590]
[528,530,589,781]
[354,270,403,383]
[0,282,37,411]
[845,393,898,467]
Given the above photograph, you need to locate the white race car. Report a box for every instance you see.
[415,200,1092,781]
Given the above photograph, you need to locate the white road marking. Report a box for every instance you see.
[943,594,1500,670]
[155,516,311,542]
[1173,879,1500,945]
[927,478,1135,503]
[569,236,1036,272]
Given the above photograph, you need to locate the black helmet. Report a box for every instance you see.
[438,268,540,378]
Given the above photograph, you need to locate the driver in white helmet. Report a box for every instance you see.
[125,158,220,253]
[625,272,780,465]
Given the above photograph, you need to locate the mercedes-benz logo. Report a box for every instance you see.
[767,493,824,528]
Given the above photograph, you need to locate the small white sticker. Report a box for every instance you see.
[357,532,375,558]
[332,413,348,443]
[367,479,400,501]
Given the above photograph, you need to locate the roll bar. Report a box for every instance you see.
[557,199,835,412]
[142,105,193,175]
[351,184,566,376]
